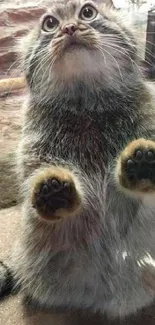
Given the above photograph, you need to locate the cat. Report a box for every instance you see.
[0,0,155,319]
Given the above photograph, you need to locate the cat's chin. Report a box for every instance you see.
[53,47,104,82]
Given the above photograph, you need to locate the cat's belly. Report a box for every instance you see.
[18,238,154,318]
[16,187,155,318]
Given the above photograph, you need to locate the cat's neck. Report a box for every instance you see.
[29,69,143,114]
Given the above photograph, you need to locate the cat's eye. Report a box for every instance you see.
[80,5,98,21]
[42,15,59,32]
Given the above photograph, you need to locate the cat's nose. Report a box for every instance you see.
[62,23,77,36]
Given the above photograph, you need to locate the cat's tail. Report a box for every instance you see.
[0,261,19,298]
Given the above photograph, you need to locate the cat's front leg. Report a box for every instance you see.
[115,138,155,294]
[31,166,82,221]
[115,138,155,193]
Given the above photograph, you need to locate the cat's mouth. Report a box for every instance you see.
[63,35,86,51]
[51,31,103,81]
[62,32,94,53]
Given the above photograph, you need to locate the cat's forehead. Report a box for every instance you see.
[44,0,96,19]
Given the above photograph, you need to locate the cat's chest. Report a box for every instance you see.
[38,113,104,168]
[32,108,138,169]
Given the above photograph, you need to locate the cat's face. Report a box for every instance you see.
[22,0,137,93]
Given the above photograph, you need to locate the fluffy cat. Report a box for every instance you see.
[1,0,155,319]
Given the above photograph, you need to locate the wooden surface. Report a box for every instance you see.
[0,78,26,93]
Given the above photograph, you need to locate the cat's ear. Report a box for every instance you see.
[94,0,115,8]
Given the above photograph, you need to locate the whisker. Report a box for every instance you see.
[100,40,142,74]
[97,43,124,82]
[143,49,155,65]
[100,44,124,81]
[39,56,54,89]
[95,45,107,66]
[5,57,22,78]
[26,48,50,88]
[100,34,134,46]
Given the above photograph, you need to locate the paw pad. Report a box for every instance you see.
[117,139,155,191]
[32,169,81,220]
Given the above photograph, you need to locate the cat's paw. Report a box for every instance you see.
[31,167,82,221]
[116,139,155,192]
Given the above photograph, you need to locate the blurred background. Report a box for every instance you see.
[114,0,155,78]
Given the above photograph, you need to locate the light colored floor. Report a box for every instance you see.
[0,207,155,325]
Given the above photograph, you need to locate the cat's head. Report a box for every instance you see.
[20,0,138,96]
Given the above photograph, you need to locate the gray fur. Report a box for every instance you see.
[2,0,155,319]
[0,261,14,297]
